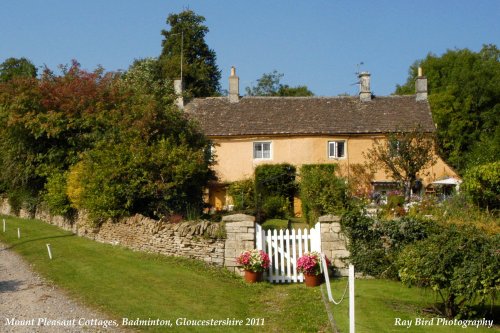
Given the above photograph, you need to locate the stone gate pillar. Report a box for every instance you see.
[319,215,350,276]
[223,214,256,275]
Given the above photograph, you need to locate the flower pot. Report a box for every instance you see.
[304,273,322,287]
[244,270,263,283]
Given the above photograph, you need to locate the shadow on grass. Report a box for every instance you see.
[0,234,76,251]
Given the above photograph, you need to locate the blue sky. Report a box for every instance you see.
[1,0,499,96]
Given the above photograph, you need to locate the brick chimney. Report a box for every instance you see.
[228,66,240,103]
[415,67,427,101]
[359,72,371,102]
[174,79,184,109]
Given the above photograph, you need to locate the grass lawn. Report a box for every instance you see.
[1,215,498,332]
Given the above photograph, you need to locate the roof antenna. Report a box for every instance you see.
[350,61,364,86]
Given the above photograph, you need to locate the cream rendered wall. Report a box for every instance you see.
[211,135,457,184]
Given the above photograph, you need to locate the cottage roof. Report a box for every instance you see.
[185,95,435,137]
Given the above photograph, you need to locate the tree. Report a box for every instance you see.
[158,9,221,97]
[395,45,500,172]
[462,161,500,210]
[245,70,314,96]
[365,126,437,200]
[0,57,37,82]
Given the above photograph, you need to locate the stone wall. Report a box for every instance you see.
[1,198,349,276]
[1,198,227,266]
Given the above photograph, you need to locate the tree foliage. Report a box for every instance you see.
[245,70,314,96]
[365,126,437,200]
[462,161,500,211]
[395,45,500,172]
[299,164,348,223]
[0,57,37,82]
[0,60,213,222]
[254,164,296,220]
[158,9,221,97]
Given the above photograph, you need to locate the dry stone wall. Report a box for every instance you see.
[0,198,226,266]
[1,198,350,276]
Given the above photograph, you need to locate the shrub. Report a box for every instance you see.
[255,164,296,220]
[43,172,74,217]
[341,208,437,278]
[397,225,499,318]
[262,195,289,219]
[227,178,255,210]
[300,164,348,224]
[462,161,500,211]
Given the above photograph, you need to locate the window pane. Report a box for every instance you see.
[329,142,336,158]
[337,142,345,157]
[254,143,262,159]
[263,143,271,158]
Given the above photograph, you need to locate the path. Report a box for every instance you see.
[0,243,130,333]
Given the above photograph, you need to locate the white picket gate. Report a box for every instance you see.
[255,223,321,283]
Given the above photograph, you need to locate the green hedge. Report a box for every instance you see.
[299,164,348,224]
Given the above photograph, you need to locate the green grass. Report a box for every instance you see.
[326,279,498,332]
[261,218,290,231]
[1,215,498,332]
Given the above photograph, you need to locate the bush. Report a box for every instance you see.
[227,178,255,210]
[300,164,348,224]
[462,161,500,211]
[262,196,289,219]
[255,164,296,220]
[341,208,437,278]
[43,172,74,217]
[397,225,499,318]
[254,163,296,198]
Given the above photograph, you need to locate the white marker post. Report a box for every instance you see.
[2,218,5,232]
[17,228,20,239]
[349,264,355,333]
[46,244,53,260]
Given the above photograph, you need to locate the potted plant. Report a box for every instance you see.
[236,249,270,283]
[297,251,330,287]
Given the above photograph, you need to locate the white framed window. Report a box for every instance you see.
[253,141,272,159]
[328,140,346,159]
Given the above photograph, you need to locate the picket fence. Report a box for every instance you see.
[255,223,321,283]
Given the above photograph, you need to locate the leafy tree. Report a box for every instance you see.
[462,161,500,210]
[365,126,437,200]
[395,45,500,172]
[0,57,37,82]
[0,60,213,220]
[245,70,314,96]
[158,9,221,97]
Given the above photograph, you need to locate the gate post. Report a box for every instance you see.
[318,215,350,276]
[223,214,256,275]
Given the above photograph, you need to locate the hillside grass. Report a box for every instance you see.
[1,215,498,332]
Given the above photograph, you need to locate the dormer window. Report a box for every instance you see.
[253,141,272,159]
[328,141,346,159]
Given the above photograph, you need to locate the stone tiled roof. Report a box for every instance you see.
[185,95,435,137]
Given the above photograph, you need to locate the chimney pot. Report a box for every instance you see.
[416,68,428,101]
[229,66,240,103]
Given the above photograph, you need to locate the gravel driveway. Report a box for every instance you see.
[0,243,130,333]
